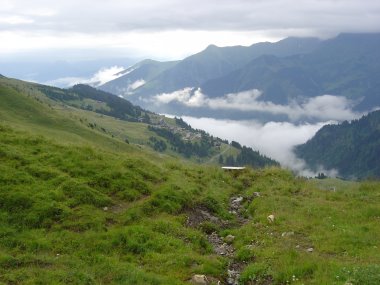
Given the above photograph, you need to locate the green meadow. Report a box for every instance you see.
[0,77,379,284]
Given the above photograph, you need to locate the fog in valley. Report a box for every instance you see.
[182,116,339,176]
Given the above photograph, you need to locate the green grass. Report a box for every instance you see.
[0,124,235,284]
[229,169,380,284]
[1,77,379,284]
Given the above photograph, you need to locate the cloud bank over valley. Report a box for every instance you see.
[154,88,362,122]
[45,66,126,88]
[182,116,339,177]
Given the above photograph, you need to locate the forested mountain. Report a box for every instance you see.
[295,110,380,179]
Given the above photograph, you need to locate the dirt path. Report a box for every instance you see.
[186,194,258,284]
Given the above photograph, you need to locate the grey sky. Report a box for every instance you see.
[1,0,380,60]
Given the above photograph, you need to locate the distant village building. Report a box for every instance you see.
[221,166,246,170]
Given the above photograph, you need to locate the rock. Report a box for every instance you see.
[208,232,235,256]
[103,206,108,211]
[232,196,243,204]
[307,247,314,252]
[230,197,243,211]
[253,192,261,197]
[191,274,208,285]
[225,234,235,244]
[267,214,275,223]
[227,269,240,285]
[295,245,300,249]
[281,231,294,237]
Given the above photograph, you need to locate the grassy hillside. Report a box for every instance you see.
[0,76,277,168]
[0,77,380,284]
[0,124,379,284]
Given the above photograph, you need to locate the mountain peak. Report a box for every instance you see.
[205,44,219,50]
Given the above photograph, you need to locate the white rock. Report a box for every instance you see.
[225,234,235,243]
[267,214,275,223]
[232,197,243,203]
[191,274,208,285]
[307,247,314,252]
[281,231,294,237]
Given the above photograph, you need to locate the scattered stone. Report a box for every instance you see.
[103,206,108,211]
[253,192,261,197]
[230,197,244,213]
[296,245,300,249]
[281,231,294,237]
[225,234,235,244]
[232,196,243,203]
[267,214,275,223]
[191,274,208,285]
[227,269,239,285]
[307,247,314,253]
[208,232,235,256]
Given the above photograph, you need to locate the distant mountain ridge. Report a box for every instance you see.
[99,33,380,121]
[201,33,380,107]
[295,110,380,179]
[101,59,178,96]
[131,37,321,96]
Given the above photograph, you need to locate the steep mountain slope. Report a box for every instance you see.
[100,59,178,96]
[295,110,380,179]
[201,33,380,107]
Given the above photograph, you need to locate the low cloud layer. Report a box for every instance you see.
[182,116,338,177]
[46,65,125,88]
[155,88,361,122]
[129,79,146,91]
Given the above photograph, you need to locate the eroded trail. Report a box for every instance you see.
[186,193,260,284]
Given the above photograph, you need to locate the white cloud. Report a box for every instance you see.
[155,87,193,104]
[154,88,362,121]
[45,65,125,87]
[182,116,339,177]
[0,15,34,24]
[88,66,125,86]
[129,79,146,90]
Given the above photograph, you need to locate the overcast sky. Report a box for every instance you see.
[1,0,379,61]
